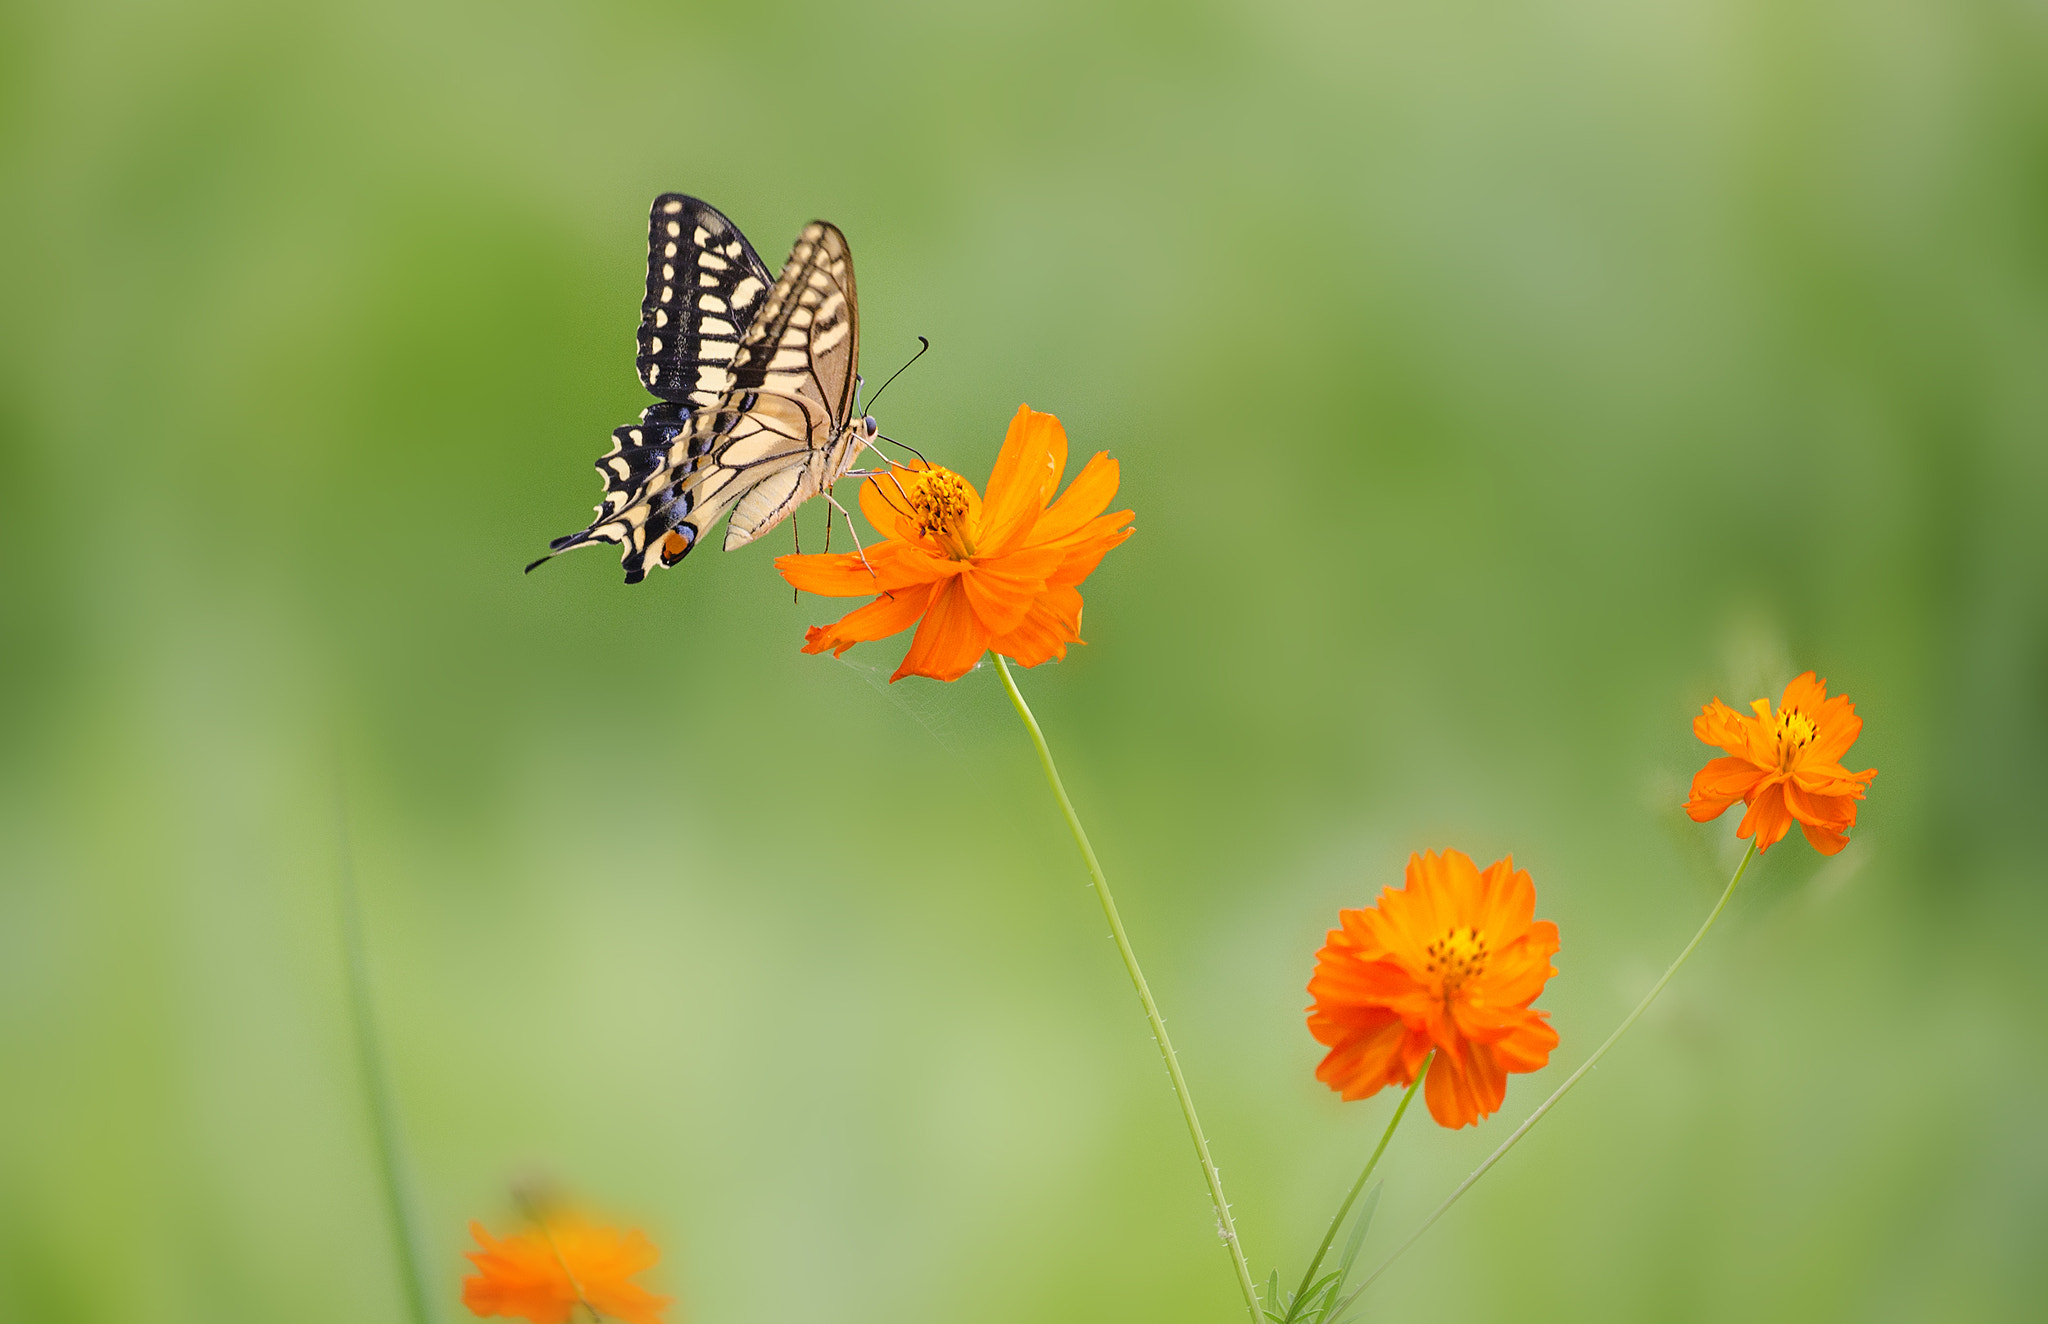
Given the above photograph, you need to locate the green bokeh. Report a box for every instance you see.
[3,1,2045,1320]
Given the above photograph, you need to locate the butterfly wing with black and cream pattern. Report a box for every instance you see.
[635,194,773,409]
[678,220,870,556]
[530,197,874,584]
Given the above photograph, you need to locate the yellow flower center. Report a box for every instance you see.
[1773,707,1817,770]
[1423,926,1489,997]
[901,467,976,559]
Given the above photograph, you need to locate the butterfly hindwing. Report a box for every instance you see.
[635,194,775,409]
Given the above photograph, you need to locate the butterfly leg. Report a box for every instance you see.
[790,513,804,604]
[822,490,881,580]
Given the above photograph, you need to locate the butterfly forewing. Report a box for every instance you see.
[713,222,860,549]
[635,194,774,409]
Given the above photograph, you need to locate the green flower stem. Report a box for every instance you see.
[336,786,435,1324]
[1289,1053,1431,1311]
[993,654,1263,1324]
[1346,839,1760,1305]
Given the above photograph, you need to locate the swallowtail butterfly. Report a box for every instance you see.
[528,194,876,583]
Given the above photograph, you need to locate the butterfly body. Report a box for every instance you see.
[532,196,874,583]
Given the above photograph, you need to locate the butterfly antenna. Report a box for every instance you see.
[863,336,929,416]
[875,433,931,466]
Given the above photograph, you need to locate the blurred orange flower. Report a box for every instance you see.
[1683,670,1877,855]
[1307,850,1560,1129]
[776,404,1134,682]
[463,1215,669,1324]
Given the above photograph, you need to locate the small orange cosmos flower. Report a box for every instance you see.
[775,404,1134,682]
[1307,850,1560,1130]
[463,1215,669,1324]
[1683,670,1877,855]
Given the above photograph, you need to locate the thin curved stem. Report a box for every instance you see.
[993,655,1263,1324]
[1289,1055,1430,1313]
[336,780,435,1324]
[1346,839,1759,1306]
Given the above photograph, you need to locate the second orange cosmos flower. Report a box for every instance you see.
[1308,850,1560,1129]
[1684,670,1877,855]
[777,404,1134,682]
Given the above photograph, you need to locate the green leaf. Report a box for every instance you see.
[1290,1272,1342,1324]
[1337,1182,1383,1281]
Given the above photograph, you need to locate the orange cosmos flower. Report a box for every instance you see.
[463,1215,670,1324]
[776,404,1134,682]
[1307,850,1560,1130]
[1683,670,1877,855]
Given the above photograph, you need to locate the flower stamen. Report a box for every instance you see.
[1773,707,1817,770]
[1423,925,1489,996]
[902,467,977,558]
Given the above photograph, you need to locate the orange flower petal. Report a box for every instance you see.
[1475,920,1560,1007]
[1736,780,1796,850]
[978,405,1068,555]
[1488,1014,1560,1074]
[1692,699,1755,759]
[1780,670,1828,717]
[1047,517,1136,589]
[1686,756,1765,822]
[989,585,1085,668]
[1799,819,1852,855]
[1809,708,1864,764]
[1781,781,1858,833]
[1313,1008,1419,1101]
[1790,762,1877,799]
[1470,856,1537,948]
[1424,1039,1508,1129]
[1029,452,1122,545]
[463,1223,577,1324]
[776,551,878,597]
[957,547,1064,636]
[802,583,934,657]
[892,577,990,682]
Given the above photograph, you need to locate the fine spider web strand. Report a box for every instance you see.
[1339,839,1761,1312]
[831,652,976,755]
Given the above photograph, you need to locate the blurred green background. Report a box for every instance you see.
[4,0,2045,1320]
